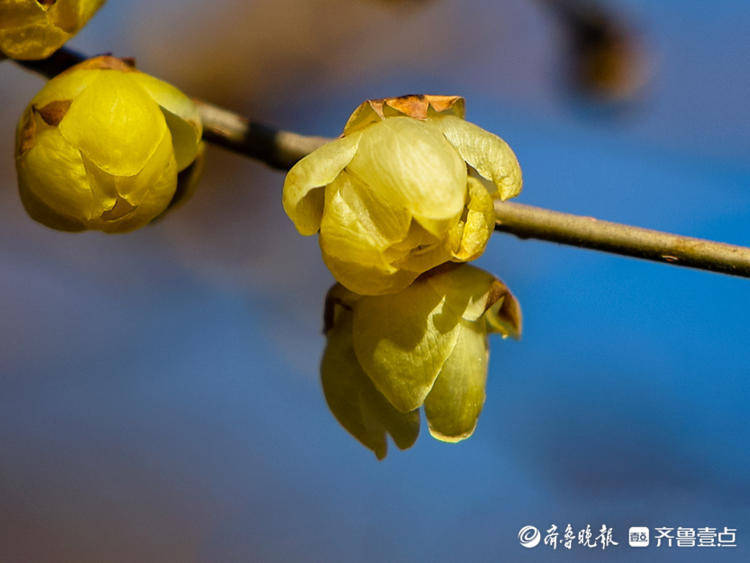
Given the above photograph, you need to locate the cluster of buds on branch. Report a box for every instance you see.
[5,0,748,459]
[4,0,524,458]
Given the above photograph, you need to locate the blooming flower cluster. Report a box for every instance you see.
[282,95,524,456]
[7,0,524,462]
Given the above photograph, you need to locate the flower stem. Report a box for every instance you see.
[9,48,750,280]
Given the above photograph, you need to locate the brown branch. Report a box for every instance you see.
[494,201,750,278]
[9,48,750,279]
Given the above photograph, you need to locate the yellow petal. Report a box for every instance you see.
[81,128,177,233]
[432,115,522,201]
[163,141,206,214]
[485,285,523,340]
[448,176,496,261]
[319,170,411,266]
[49,0,105,34]
[347,117,467,224]
[322,251,419,296]
[424,320,489,443]
[386,221,452,275]
[282,132,361,235]
[28,68,100,109]
[424,263,500,322]
[321,308,420,460]
[351,278,463,412]
[15,124,96,227]
[0,0,104,60]
[59,70,167,177]
[128,72,202,171]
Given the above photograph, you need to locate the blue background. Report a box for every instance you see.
[0,1,748,561]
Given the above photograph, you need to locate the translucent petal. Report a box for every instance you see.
[15,125,96,225]
[448,176,496,261]
[485,286,523,340]
[82,129,177,233]
[321,309,420,460]
[432,115,522,201]
[59,71,167,177]
[352,278,463,412]
[424,320,489,442]
[319,170,411,267]
[162,141,206,214]
[49,0,105,33]
[347,117,467,223]
[424,264,500,322]
[129,72,202,171]
[0,0,103,60]
[0,21,69,60]
[386,221,452,275]
[28,68,100,109]
[282,132,361,235]
[322,251,419,296]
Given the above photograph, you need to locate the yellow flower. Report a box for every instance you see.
[0,0,106,60]
[283,95,523,295]
[321,263,521,458]
[15,56,203,233]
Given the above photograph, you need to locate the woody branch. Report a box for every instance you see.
[11,48,750,280]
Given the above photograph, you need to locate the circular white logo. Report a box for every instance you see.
[518,525,541,548]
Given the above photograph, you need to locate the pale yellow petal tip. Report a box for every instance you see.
[427,425,477,444]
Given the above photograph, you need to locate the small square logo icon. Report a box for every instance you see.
[629,527,650,547]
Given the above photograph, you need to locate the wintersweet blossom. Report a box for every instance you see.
[283,95,522,295]
[15,56,202,232]
[321,263,521,458]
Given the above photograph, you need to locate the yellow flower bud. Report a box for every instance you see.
[283,95,522,295]
[15,56,203,233]
[0,0,105,60]
[321,263,521,458]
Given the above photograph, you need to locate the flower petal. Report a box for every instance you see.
[486,285,523,340]
[15,124,95,225]
[128,72,202,171]
[424,263,500,322]
[432,115,522,201]
[352,278,463,412]
[282,132,361,235]
[320,170,411,260]
[322,252,418,296]
[321,309,420,460]
[448,176,496,261]
[28,68,99,108]
[81,128,177,233]
[386,221,452,275]
[59,71,167,177]
[347,117,467,223]
[424,320,488,443]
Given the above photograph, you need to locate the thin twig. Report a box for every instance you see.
[8,48,750,279]
[494,201,750,278]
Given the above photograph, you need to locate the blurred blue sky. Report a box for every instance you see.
[0,1,749,561]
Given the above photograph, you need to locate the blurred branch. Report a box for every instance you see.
[10,48,750,280]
